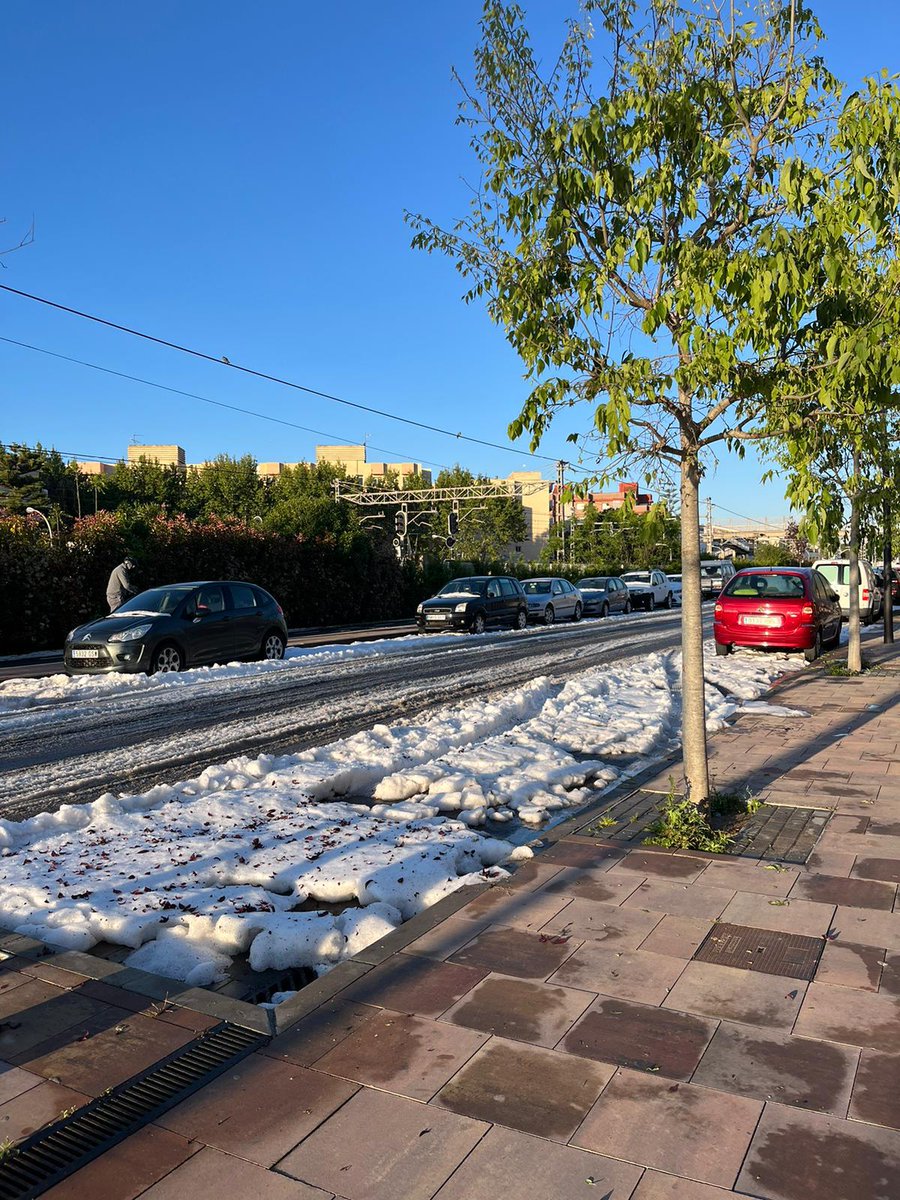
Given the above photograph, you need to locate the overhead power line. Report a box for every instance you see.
[0,283,564,466]
[0,335,448,471]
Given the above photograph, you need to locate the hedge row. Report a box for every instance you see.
[0,513,429,654]
[0,512,675,654]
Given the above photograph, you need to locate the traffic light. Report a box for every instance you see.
[394,510,407,538]
[448,510,459,537]
[445,536,456,549]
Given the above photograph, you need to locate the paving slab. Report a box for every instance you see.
[849,1049,900,1129]
[833,905,900,948]
[814,940,886,990]
[313,1008,487,1101]
[20,1010,194,1096]
[538,868,646,905]
[141,1146,329,1199]
[446,925,579,979]
[262,999,377,1067]
[691,1021,858,1115]
[620,880,735,920]
[662,961,806,1029]
[548,944,686,1005]
[454,884,576,929]
[0,1079,89,1143]
[0,979,125,1059]
[158,1052,358,1166]
[736,1101,900,1199]
[853,856,900,883]
[277,1086,487,1200]
[539,839,626,868]
[402,916,486,960]
[631,1174,738,1199]
[433,1035,613,1140]
[637,915,715,960]
[337,953,488,1018]
[794,980,900,1051]
[694,859,799,896]
[572,1069,762,1187]
[431,1125,643,1200]
[559,996,717,1080]
[791,872,897,910]
[0,1062,41,1105]
[718,891,835,936]
[540,900,663,947]
[41,1124,200,1200]
[441,973,594,1047]
[608,852,709,881]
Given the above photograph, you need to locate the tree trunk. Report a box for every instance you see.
[883,421,894,644]
[680,450,710,802]
[848,448,862,674]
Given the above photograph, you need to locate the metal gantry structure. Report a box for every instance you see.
[333,475,558,560]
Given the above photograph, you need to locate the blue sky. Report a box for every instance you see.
[1,0,895,524]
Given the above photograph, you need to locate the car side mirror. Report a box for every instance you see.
[830,591,839,602]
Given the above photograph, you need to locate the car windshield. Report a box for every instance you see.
[623,572,650,584]
[724,573,806,600]
[522,581,552,594]
[117,587,190,615]
[438,579,486,598]
[577,578,608,589]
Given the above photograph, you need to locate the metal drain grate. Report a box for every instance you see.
[0,1022,267,1200]
[693,922,824,980]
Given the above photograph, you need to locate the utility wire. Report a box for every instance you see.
[711,501,788,527]
[0,283,565,466]
[0,335,449,471]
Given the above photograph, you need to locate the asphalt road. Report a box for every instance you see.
[0,621,420,682]
[0,610,705,822]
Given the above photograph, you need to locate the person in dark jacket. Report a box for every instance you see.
[106,557,138,612]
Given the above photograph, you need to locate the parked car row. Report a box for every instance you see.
[416,570,680,633]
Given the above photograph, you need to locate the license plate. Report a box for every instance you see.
[426,614,446,621]
[742,614,780,627]
[71,648,101,658]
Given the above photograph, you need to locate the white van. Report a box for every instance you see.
[699,560,737,599]
[812,557,882,623]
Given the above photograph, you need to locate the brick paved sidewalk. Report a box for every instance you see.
[3,647,900,1199]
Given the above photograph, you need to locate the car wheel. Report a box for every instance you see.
[543,604,555,625]
[262,631,286,660]
[645,598,653,611]
[150,643,183,674]
[472,611,486,635]
[515,609,527,630]
[601,602,609,618]
[665,591,674,609]
[804,632,822,663]
[714,640,732,657]
[573,602,583,622]
[624,599,632,614]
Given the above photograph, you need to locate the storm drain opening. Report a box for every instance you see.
[693,922,824,981]
[0,1021,267,1200]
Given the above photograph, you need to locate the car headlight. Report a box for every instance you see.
[416,604,424,613]
[109,623,153,643]
[66,629,77,643]
[454,603,469,613]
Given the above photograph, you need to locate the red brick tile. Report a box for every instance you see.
[638,915,714,960]
[142,1146,326,1198]
[42,1124,200,1200]
[560,997,716,1080]
[736,1101,900,1199]
[719,891,835,936]
[442,973,594,1047]
[794,981,900,1051]
[540,900,662,947]
[0,1080,89,1144]
[434,1036,613,1140]
[339,953,488,1018]
[815,941,885,991]
[278,1087,487,1200]
[663,962,806,1029]
[548,944,686,1005]
[849,1050,900,1129]
[573,1069,761,1187]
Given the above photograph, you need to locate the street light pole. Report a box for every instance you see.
[25,506,53,541]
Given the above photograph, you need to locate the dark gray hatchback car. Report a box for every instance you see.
[417,576,528,634]
[64,581,289,675]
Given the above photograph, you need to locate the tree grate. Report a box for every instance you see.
[692,922,824,980]
[0,1021,267,1200]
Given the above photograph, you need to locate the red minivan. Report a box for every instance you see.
[714,568,842,662]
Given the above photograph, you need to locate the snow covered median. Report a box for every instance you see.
[0,643,802,991]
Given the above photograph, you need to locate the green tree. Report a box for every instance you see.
[96,458,187,514]
[433,466,526,561]
[752,541,798,567]
[408,0,900,800]
[185,455,263,522]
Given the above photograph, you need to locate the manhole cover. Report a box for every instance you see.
[693,922,823,980]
